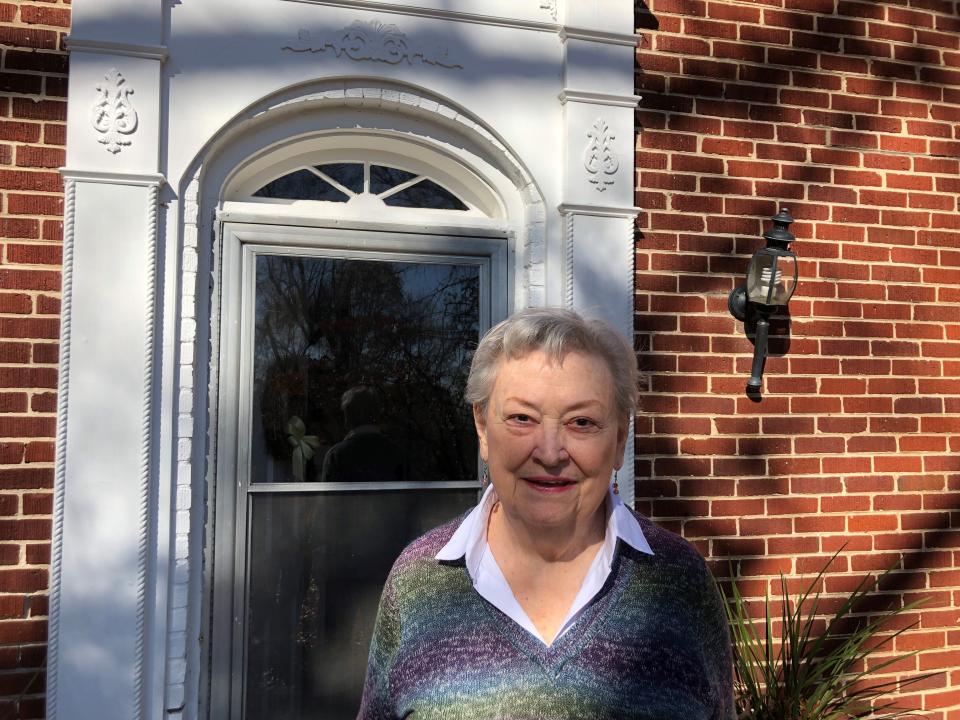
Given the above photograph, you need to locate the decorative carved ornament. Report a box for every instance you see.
[91,69,139,154]
[283,21,462,69]
[583,118,619,191]
[540,0,558,21]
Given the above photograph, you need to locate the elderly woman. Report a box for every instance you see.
[358,308,734,719]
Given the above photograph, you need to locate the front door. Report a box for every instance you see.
[213,224,505,719]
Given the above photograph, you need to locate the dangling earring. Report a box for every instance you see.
[480,463,489,489]
[612,469,619,495]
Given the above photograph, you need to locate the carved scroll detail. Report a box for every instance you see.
[91,69,139,154]
[283,22,462,69]
[583,118,619,191]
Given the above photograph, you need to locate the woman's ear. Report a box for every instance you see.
[473,404,489,462]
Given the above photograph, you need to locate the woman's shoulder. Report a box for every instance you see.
[390,511,469,574]
[626,507,711,574]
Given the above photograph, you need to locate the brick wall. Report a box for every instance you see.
[634,0,960,715]
[0,1,69,717]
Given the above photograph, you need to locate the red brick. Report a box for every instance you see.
[0,169,62,193]
[6,194,63,216]
[0,394,27,414]
[11,98,65,122]
[0,218,39,239]
[0,269,59,292]
[14,146,64,169]
[0,26,57,50]
[0,121,40,143]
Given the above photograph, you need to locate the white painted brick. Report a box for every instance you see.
[177,461,193,486]
[174,558,189,584]
[175,535,189,559]
[181,318,196,343]
[171,584,189,610]
[177,439,193,462]
[166,684,185,712]
[177,485,192,510]
[170,607,188,632]
[167,658,187,685]
[182,248,198,273]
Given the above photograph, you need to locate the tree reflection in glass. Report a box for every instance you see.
[251,254,481,484]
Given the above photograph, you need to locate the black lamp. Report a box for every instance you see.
[728,209,798,392]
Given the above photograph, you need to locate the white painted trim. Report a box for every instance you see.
[64,37,169,61]
[217,207,508,237]
[46,179,76,720]
[559,27,638,46]
[560,90,641,108]
[133,183,160,719]
[61,168,166,187]
[558,203,641,218]
[279,0,638,45]
[563,211,574,309]
[279,0,557,32]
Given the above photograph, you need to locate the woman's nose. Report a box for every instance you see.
[531,424,569,467]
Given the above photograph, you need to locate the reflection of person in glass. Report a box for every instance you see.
[357,309,734,719]
[321,386,408,483]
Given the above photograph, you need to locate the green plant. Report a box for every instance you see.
[722,552,937,720]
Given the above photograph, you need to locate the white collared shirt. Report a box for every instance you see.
[435,484,654,646]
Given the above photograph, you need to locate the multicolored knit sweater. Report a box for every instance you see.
[357,510,735,720]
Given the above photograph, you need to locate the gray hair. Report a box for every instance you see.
[465,308,638,419]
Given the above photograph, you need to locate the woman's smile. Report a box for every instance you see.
[522,476,578,492]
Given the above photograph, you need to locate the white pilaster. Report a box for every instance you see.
[50,2,167,717]
[559,6,638,504]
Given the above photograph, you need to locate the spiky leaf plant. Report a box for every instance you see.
[721,552,937,720]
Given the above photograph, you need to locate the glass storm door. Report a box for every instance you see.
[218,227,501,720]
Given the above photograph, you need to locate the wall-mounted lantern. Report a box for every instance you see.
[727,208,798,392]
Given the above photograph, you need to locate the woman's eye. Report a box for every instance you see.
[511,414,531,423]
[571,417,598,430]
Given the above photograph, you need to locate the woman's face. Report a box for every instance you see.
[474,350,628,533]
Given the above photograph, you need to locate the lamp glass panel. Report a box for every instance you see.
[746,251,777,304]
[775,253,798,304]
[747,249,796,305]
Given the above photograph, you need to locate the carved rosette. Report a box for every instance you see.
[284,22,462,69]
[583,118,619,192]
[91,69,139,154]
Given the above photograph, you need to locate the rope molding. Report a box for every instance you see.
[46,178,76,720]
[563,211,575,309]
[133,181,161,718]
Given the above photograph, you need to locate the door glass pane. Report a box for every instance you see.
[250,254,481,484]
[244,489,477,720]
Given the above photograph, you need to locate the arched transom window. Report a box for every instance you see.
[252,162,470,211]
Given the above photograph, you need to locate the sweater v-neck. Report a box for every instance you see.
[475,548,637,678]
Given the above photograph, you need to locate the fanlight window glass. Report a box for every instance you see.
[252,162,469,211]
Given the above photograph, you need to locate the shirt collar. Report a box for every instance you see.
[435,483,654,573]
